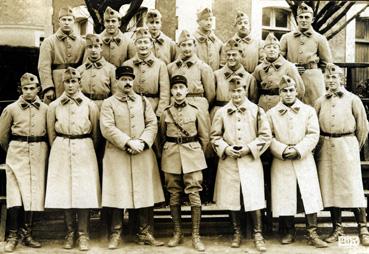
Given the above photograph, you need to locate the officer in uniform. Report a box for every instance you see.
[38,6,85,103]
[315,64,369,246]
[253,33,304,112]
[280,3,332,106]
[193,7,223,71]
[100,6,135,67]
[159,75,209,252]
[267,75,327,248]
[0,73,47,252]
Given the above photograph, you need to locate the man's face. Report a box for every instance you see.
[226,49,241,68]
[117,76,134,94]
[297,13,313,31]
[22,83,39,101]
[59,15,75,33]
[147,19,162,37]
[171,83,188,102]
[280,86,297,105]
[86,44,102,61]
[324,73,342,92]
[264,44,280,60]
[135,38,153,56]
[230,86,246,105]
[63,78,80,96]
[236,19,250,36]
[179,40,195,58]
[198,17,213,32]
[104,17,120,35]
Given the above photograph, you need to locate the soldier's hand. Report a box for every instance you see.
[43,89,55,104]
[127,139,145,153]
[238,145,250,157]
[283,146,299,159]
[225,146,240,158]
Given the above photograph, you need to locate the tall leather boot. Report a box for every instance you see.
[354,208,369,246]
[251,210,266,252]
[19,211,41,248]
[137,207,164,246]
[77,209,90,251]
[325,207,344,243]
[230,211,241,248]
[4,207,20,252]
[305,213,328,248]
[168,205,183,247]
[108,208,123,249]
[191,206,205,252]
[281,216,295,244]
[63,210,75,249]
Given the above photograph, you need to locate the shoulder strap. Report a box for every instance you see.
[167,107,190,136]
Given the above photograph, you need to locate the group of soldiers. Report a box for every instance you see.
[1,2,369,253]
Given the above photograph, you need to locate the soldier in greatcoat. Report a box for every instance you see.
[252,33,304,112]
[45,67,101,251]
[193,8,223,71]
[100,66,165,249]
[211,76,272,252]
[99,7,135,67]
[267,75,327,248]
[280,3,332,106]
[315,64,369,246]
[38,7,85,103]
[159,75,210,252]
[0,73,47,252]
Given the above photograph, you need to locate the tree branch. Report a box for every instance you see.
[319,2,355,35]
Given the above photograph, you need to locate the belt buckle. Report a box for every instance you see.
[177,136,183,144]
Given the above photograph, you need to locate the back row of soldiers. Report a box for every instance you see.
[1,2,369,253]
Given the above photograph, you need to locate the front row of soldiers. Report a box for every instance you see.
[1,62,369,253]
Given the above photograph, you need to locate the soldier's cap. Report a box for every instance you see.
[235,11,249,24]
[134,27,151,41]
[146,9,162,22]
[86,34,102,46]
[197,7,213,21]
[116,66,135,79]
[63,67,81,81]
[297,2,314,15]
[325,64,344,76]
[20,73,39,87]
[264,32,280,48]
[104,6,121,20]
[58,7,74,19]
[229,76,246,89]
[224,39,241,52]
[279,75,296,90]
[170,75,188,88]
[177,30,195,45]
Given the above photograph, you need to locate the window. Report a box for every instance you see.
[262,7,291,40]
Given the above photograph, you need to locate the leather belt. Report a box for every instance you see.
[187,93,204,97]
[56,132,91,139]
[52,63,80,70]
[214,101,228,107]
[260,88,279,96]
[11,135,47,143]
[296,63,318,69]
[320,131,354,138]
[141,93,158,98]
[83,92,109,100]
[166,136,198,144]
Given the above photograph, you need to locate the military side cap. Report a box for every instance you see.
[63,67,81,81]
[134,27,151,41]
[224,39,241,52]
[20,73,39,87]
[86,34,102,46]
[264,33,280,47]
[229,76,246,89]
[279,75,296,90]
[177,30,195,45]
[297,3,314,15]
[170,75,187,88]
[58,7,74,18]
[104,6,120,20]
[197,7,213,20]
[146,9,162,22]
[235,11,249,24]
[116,66,135,79]
[325,64,344,75]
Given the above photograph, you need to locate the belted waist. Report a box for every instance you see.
[140,93,158,98]
[52,63,80,70]
[56,132,91,139]
[320,131,354,138]
[296,63,318,69]
[187,93,204,97]
[214,101,228,107]
[166,136,198,144]
[11,134,47,143]
[83,92,109,100]
[260,88,279,96]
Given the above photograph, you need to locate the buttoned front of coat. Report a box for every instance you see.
[194,30,223,70]
[267,100,323,217]
[0,96,48,211]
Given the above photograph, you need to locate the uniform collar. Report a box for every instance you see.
[101,30,123,45]
[223,65,245,79]
[60,92,83,106]
[194,30,216,43]
[152,32,165,45]
[56,28,77,41]
[173,100,187,108]
[325,87,345,99]
[233,33,252,44]
[114,92,136,102]
[132,53,155,67]
[262,55,285,72]
[293,28,314,38]
[277,100,302,115]
[175,55,198,68]
[227,100,250,115]
[18,96,41,110]
[85,57,105,69]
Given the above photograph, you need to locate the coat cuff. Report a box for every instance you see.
[270,140,288,160]
[247,142,259,159]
